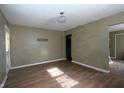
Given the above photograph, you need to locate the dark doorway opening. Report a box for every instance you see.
[66,35,72,60]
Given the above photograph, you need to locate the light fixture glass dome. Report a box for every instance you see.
[57,12,67,23]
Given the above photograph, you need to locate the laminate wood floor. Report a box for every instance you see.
[4,60,124,88]
[110,59,124,74]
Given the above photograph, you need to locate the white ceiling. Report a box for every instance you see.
[108,23,124,32]
[1,4,124,31]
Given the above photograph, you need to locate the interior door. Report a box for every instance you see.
[66,35,72,60]
[5,25,11,73]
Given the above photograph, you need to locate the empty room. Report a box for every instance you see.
[1,4,124,88]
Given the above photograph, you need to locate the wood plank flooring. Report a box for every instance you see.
[4,60,124,88]
[110,59,124,74]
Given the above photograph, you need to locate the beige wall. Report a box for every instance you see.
[110,30,124,59]
[10,25,65,67]
[0,9,8,85]
[66,12,124,70]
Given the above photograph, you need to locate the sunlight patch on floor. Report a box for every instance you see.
[55,74,78,88]
[47,67,64,77]
[109,56,114,64]
[109,60,114,64]
[47,67,78,88]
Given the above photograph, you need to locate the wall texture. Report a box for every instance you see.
[110,30,124,59]
[0,9,8,86]
[66,12,124,70]
[10,25,65,67]
[2,9,124,81]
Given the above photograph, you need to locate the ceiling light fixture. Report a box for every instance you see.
[57,12,67,23]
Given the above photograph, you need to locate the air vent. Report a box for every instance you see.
[37,38,48,42]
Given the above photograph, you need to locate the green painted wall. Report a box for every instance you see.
[66,12,124,70]
[10,25,65,67]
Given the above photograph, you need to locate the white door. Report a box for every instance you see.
[5,25,11,73]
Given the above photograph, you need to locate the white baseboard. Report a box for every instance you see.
[72,60,110,73]
[10,58,66,70]
[0,70,9,88]
[0,58,66,88]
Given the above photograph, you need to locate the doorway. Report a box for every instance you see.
[5,25,11,73]
[66,35,72,60]
[108,23,124,74]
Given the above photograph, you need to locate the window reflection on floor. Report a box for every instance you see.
[47,67,78,88]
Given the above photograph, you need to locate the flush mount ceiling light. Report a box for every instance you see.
[57,12,67,23]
